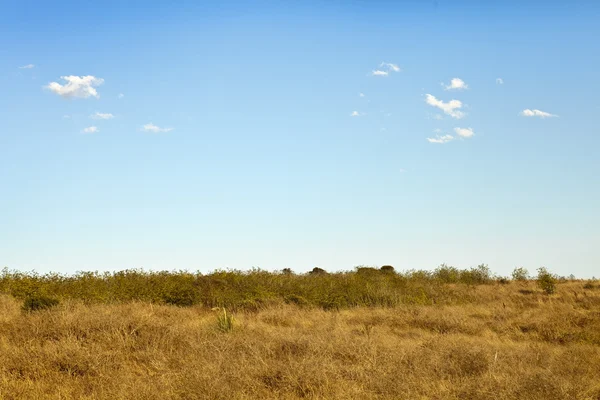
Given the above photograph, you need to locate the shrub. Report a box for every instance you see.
[537,267,557,295]
[434,264,460,283]
[380,265,395,273]
[162,288,197,307]
[281,268,293,275]
[460,264,493,285]
[22,294,60,312]
[309,267,327,275]
[512,267,529,281]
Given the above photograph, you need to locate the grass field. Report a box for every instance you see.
[1,267,599,399]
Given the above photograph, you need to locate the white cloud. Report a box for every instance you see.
[444,78,468,90]
[118,93,125,99]
[425,94,465,119]
[372,70,389,77]
[521,109,557,118]
[359,93,365,97]
[142,123,173,133]
[496,78,504,85]
[46,75,104,99]
[380,62,401,72]
[91,112,114,120]
[350,111,365,117]
[427,134,454,144]
[81,126,98,134]
[63,115,71,119]
[454,127,475,138]
[19,64,35,69]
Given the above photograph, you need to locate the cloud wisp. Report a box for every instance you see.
[380,62,401,72]
[81,126,99,134]
[454,127,475,138]
[142,123,173,133]
[521,109,557,118]
[350,111,365,117]
[496,78,504,85]
[425,94,465,119]
[19,64,35,69]
[46,75,104,99]
[91,112,114,120]
[444,78,468,90]
[427,134,454,144]
[371,62,401,76]
[371,70,388,77]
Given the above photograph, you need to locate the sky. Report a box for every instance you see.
[1,0,599,277]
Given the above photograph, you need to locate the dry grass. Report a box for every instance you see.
[1,281,600,399]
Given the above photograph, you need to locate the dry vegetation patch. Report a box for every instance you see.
[1,270,600,399]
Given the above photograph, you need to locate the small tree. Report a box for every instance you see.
[537,267,557,295]
[309,267,327,275]
[380,265,395,274]
[511,267,529,281]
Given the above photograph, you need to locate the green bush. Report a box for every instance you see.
[537,267,557,295]
[22,294,60,312]
[512,267,529,281]
[380,265,395,273]
[309,267,327,275]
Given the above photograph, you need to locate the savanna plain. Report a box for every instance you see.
[1,266,599,399]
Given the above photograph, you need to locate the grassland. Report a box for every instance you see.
[1,266,599,399]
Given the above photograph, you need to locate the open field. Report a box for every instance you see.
[1,268,600,399]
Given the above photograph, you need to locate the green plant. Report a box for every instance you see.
[22,294,60,312]
[162,287,197,307]
[512,267,529,281]
[309,267,327,275]
[537,267,557,295]
[217,308,235,332]
[380,265,395,273]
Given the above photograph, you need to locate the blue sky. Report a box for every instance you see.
[1,0,599,277]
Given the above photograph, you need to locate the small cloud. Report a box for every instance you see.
[118,93,125,99]
[427,134,454,144]
[81,126,99,134]
[380,62,401,72]
[350,111,365,117]
[433,128,442,133]
[359,92,365,97]
[521,109,557,118]
[91,112,114,120]
[443,78,468,90]
[496,78,504,85]
[454,127,475,138]
[45,75,104,99]
[19,64,35,69]
[425,94,465,119]
[142,123,173,133]
[63,115,71,119]
[371,70,389,77]
[380,127,387,131]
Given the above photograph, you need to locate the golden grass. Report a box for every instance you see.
[1,281,600,399]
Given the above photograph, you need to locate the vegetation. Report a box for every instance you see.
[0,266,599,399]
[536,267,558,295]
